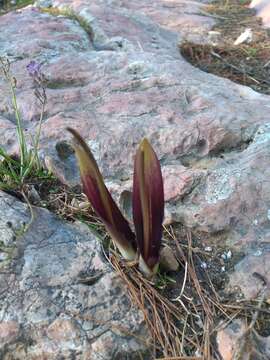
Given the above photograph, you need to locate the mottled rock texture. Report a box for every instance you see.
[0,191,148,359]
[217,319,270,360]
[1,0,270,356]
[250,0,270,27]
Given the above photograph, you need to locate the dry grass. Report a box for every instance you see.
[108,224,270,359]
[109,228,227,359]
[180,0,270,94]
[33,179,107,235]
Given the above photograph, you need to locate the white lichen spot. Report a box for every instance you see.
[221,250,232,261]
[267,209,270,221]
[252,124,270,146]
[127,61,146,75]
[87,139,100,163]
[254,249,262,257]
[0,253,8,262]
[200,261,208,269]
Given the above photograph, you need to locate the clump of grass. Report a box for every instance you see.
[0,57,48,190]
[0,57,53,233]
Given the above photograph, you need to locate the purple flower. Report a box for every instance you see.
[26,61,42,77]
[26,60,47,105]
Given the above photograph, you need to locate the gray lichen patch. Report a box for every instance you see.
[0,242,15,269]
[205,168,240,204]
[0,192,31,246]
[251,123,270,146]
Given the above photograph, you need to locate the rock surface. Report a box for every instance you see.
[1,0,270,356]
[216,319,270,360]
[250,0,270,27]
[0,191,148,359]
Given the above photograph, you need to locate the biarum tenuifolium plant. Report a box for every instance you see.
[67,128,164,278]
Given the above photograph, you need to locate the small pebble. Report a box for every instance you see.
[0,253,9,262]
[78,201,90,210]
[200,261,208,269]
[221,250,232,260]
[160,247,179,271]
[254,249,262,256]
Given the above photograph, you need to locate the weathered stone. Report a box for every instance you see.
[216,319,246,360]
[217,319,270,360]
[160,246,179,272]
[228,249,270,300]
[0,191,148,359]
[250,0,270,27]
[0,321,20,347]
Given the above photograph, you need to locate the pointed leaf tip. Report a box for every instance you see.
[67,127,137,260]
[140,137,149,147]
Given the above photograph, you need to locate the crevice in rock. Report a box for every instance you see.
[0,111,18,125]
[40,5,119,52]
[207,136,254,159]
[40,6,95,46]
[178,134,255,168]
[46,79,89,89]
[77,269,104,286]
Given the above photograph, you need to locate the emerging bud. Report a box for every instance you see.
[133,138,164,277]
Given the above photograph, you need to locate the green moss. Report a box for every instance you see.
[0,241,16,269]
[41,6,94,39]
[0,0,34,14]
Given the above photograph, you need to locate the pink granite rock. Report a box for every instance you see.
[0,321,20,347]
[1,3,270,358]
[217,319,270,360]
[0,191,148,359]
[216,319,246,360]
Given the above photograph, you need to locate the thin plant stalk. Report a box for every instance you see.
[0,57,47,184]
[10,81,27,174]
[0,58,27,177]
[21,100,45,182]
